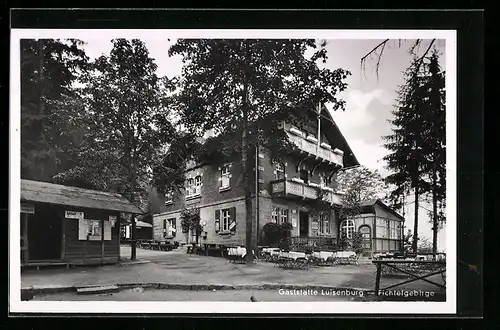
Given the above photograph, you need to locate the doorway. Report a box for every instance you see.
[27,205,62,261]
[299,212,309,237]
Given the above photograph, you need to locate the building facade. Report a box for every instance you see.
[20,179,144,267]
[151,105,362,251]
[345,199,404,257]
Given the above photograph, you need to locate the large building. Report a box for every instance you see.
[150,105,402,254]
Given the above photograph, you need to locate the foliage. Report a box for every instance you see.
[169,39,351,263]
[336,232,350,251]
[277,222,293,250]
[21,39,89,181]
[262,222,293,249]
[403,230,414,253]
[417,236,433,253]
[262,222,281,246]
[55,39,177,208]
[180,208,203,243]
[152,132,204,194]
[351,232,364,254]
[383,50,446,253]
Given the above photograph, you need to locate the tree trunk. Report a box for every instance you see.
[412,185,419,253]
[242,41,254,265]
[130,172,138,261]
[432,163,438,258]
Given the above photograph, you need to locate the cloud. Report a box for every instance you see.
[331,88,392,130]
[346,138,389,174]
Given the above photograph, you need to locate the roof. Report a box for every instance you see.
[321,104,360,168]
[21,179,145,214]
[359,199,404,220]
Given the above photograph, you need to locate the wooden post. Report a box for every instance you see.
[101,219,105,265]
[61,211,66,261]
[131,217,137,260]
[375,262,382,295]
[117,214,121,262]
[22,213,29,263]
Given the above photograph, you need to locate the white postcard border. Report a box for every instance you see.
[9,28,457,314]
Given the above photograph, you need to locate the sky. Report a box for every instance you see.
[79,38,447,250]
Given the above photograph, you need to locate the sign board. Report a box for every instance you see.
[65,210,84,219]
[21,203,35,214]
[311,221,318,230]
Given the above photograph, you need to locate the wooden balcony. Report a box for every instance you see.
[287,131,343,167]
[271,178,342,205]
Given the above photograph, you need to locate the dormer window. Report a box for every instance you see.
[275,162,285,180]
[165,188,173,205]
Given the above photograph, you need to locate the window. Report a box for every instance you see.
[275,162,285,180]
[299,169,309,183]
[340,220,355,239]
[389,221,399,239]
[220,165,231,189]
[272,207,279,223]
[186,176,202,197]
[222,209,231,231]
[376,218,389,239]
[165,188,173,204]
[272,207,288,223]
[280,208,288,223]
[319,214,330,234]
[88,220,102,236]
[186,178,194,196]
[194,176,202,195]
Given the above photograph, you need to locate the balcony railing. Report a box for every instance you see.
[290,236,338,252]
[287,131,343,166]
[271,178,342,205]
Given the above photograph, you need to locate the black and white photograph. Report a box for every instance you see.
[10,28,456,314]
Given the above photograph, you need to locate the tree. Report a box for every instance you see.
[180,207,203,245]
[169,39,350,265]
[335,166,389,217]
[420,52,446,254]
[21,39,89,181]
[55,39,177,259]
[383,56,431,253]
[361,39,437,80]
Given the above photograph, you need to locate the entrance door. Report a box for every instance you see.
[28,205,62,261]
[299,212,309,237]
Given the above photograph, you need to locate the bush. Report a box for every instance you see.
[278,222,293,250]
[262,222,281,247]
[262,222,293,249]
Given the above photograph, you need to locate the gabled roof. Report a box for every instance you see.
[21,179,145,214]
[360,199,404,220]
[321,104,359,168]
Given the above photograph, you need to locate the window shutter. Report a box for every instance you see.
[78,219,88,240]
[215,210,220,233]
[104,221,112,241]
[229,207,236,232]
[163,219,167,238]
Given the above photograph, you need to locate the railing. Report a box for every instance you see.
[271,179,342,205]
[290,236,338,252]
[287,132,343,166]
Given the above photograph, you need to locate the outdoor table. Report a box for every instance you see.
[279,251,306,260]
[312,251,335,261]
[372,259,446,295]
